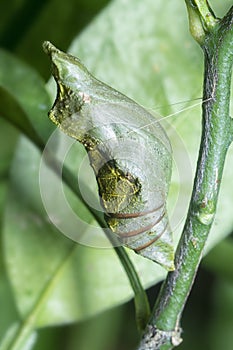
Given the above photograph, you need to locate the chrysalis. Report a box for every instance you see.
[43,41,174,270]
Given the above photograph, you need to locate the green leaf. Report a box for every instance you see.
[3,136,163,328]
[12,0,111,77]
[0,119,18,177]
[0,49,53,144]
[0,182,19,341]
[0,323,37,350]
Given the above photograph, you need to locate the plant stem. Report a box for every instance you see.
[138,4,233,350]
[184,0,218,44]
[192,0,218,29]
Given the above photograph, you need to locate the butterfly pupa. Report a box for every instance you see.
[43,41,174,271]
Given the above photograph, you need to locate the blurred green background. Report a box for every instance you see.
[1,1,233,349]
[0,0,110,78]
